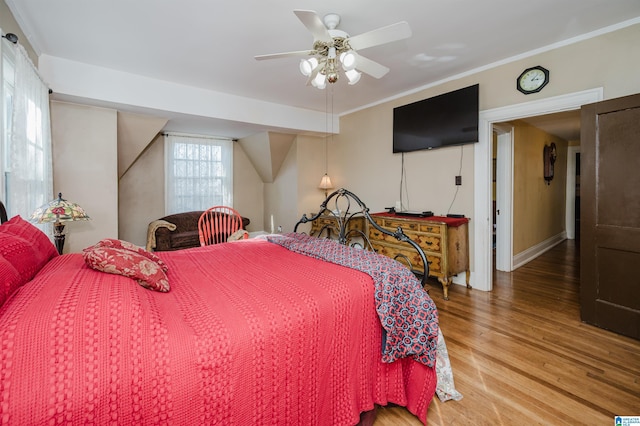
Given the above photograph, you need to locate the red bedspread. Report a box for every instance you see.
[0,239,436,425]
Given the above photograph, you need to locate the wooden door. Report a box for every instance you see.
[580,93,640,339]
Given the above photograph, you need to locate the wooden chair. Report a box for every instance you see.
[197,206,247,246]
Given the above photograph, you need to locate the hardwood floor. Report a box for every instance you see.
[374,240,640,425]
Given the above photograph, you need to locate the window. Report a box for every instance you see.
[0,33,52,219]
[164,133,233,214]
[1,38,15,210]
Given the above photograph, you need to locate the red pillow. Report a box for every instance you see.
[83,246,170,292]
[0,215,59,285]
[0,254,23,306]
[93,238,168,272]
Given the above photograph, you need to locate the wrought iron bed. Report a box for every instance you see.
[294,188,430,288]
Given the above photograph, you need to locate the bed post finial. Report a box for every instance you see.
[0,201,7,223]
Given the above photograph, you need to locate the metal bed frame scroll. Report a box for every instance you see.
[294,188,430,288]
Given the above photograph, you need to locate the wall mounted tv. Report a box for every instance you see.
[393,83,479,153]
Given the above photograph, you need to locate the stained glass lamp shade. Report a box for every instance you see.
[30,193,90,254]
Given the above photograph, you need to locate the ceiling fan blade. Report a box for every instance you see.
[348,21,411,51]
[294,10,332,42]
[254,50,313,61]
[354,53,389,79]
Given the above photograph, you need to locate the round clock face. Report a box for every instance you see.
[517,66,549,94]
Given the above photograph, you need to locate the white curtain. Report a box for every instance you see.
[1,34,53,219]
[164,133,233,215]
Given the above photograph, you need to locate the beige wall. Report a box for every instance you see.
[117,136,265,247]
[294,23,640,270]
[119,136,165,246]
[296,135,329,219]
[119,133,264,247]
[117,112,167,246]
[259,134,326,235]
[50,101,118,253]
[264,142,297,234]
[51,101,266,250]
[0,0,37,65]
[512,122,567,254]
[233,142,264,232]
[335,101,476,216]
[31,19,640,260]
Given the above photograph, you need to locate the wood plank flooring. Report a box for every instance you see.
[374,240,640,425]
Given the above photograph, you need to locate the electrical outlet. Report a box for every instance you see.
[455,175,462,186]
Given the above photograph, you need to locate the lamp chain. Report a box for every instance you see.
[328,85,334,174]
[318,86,336,197]
[325,85,329,175]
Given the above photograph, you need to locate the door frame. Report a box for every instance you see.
[473,88,603,292]
[493,124,514,272]
[565,146,581,240]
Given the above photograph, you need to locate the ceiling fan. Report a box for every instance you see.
[254,10,411,88]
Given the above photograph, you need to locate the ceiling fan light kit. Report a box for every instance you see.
[255,10,411,89]
[340,51,357,70]
[345,69,361,85]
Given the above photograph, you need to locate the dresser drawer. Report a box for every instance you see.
[316,217,335,226]
[369,214,470,300]
[312,215,366,236]
[346,217,365,231]
[380,218,420,232]
[369,228,442,254]
[371,242,442,275]
[419,223,442,234]
[374,218,442,235]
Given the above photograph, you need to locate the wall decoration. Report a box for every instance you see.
[543,142,557,184]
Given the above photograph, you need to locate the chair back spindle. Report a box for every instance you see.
[198,206,244,246]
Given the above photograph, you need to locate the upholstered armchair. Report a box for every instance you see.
[147,211,250,252]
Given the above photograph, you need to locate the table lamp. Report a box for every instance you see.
[30,193,90,254]
[319,173,334,198]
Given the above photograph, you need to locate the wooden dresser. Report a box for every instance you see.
[310,214,367,242]
[369,213,470,300]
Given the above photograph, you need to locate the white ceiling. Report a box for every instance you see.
[5,0,640,139]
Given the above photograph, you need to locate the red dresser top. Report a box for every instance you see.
[372,212,469,228]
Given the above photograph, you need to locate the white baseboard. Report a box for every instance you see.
[452,271,476,288]
[512,232,567,270]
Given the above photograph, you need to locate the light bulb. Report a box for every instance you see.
[339,51,357,71]
[312,72,326,89]
[345,69,361,85]
[299,58,318,77]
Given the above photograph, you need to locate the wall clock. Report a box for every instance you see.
[517,66,549,94]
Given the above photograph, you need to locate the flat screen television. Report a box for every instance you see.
[393,84,479,153]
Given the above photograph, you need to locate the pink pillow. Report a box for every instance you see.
[83,246,170,292]
[93,238,168,272]
[0,215,59,285]
[0,254,23,306]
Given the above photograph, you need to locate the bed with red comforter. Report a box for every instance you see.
[0,194,445,425]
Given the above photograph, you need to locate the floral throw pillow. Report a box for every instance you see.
[227,229,249,242]
[83,246,170,292]
[94,238,168,272]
